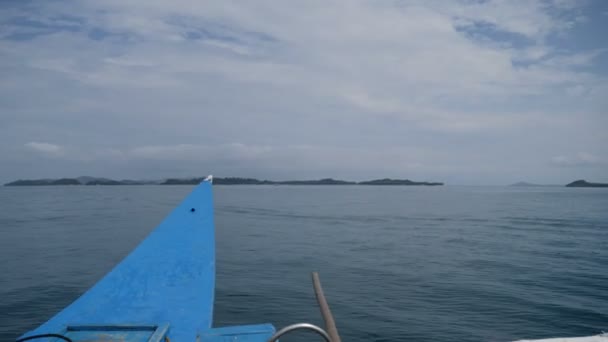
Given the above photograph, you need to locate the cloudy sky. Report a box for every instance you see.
[1,0,607,185]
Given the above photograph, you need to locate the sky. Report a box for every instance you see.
[1,0,607,185]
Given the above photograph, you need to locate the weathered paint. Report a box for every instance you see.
[199,324,275,342]
[21,181,216,341]
[59,323,169,342]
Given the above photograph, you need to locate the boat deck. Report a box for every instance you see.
[18,180,277,341]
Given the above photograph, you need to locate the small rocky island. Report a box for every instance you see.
[163,177,358,185]
[565,180,608,188]
[4,176,444,186]
[4,176,159,186]
[358,178,443,186]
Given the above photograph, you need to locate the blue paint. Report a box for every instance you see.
[58,324,169,342]
[19,179,275,341]
[200,324,276,342]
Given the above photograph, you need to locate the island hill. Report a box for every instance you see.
[4,176,444,186]
[509,179,608,188]
[165,177,444,186]
[4,176,160,186]
[565,180,608,188]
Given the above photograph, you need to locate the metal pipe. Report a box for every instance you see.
[267,323,331,342]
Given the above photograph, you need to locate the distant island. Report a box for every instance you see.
[565,180,608,188]
[163,177,359,185]
[4,176,444,186]
[358,178,442,186]
[4,176,160,186]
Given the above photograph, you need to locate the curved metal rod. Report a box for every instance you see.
[15,334,73,342]
[267,323,332,342]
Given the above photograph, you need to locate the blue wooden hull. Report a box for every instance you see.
[20,179,275,341]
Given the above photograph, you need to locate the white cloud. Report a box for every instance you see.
[1,0,607,183]
[128,143,273,161]
[541,50,606,69]
[551,152,602,167]
[4,0,598,101]
[24,142,64,156]
[22,142,432,176]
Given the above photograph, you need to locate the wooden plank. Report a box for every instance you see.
[312,272,341,342]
